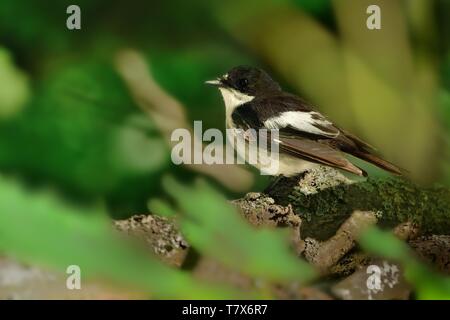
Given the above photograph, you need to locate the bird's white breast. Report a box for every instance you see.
[218,88,318,176]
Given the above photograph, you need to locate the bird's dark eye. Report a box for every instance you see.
[237,78,249,90]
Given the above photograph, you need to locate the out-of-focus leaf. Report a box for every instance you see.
[148,198,178,218]
[443,55,450,91]
[0,47,30,118]
[0,175,243,299]
[0,61,167,195]
[438,89,450,186]
[439,89,450,130]
[112,114,168,175]
[359,227,450,300]
[162,176,316,283]
[292,0,331,16]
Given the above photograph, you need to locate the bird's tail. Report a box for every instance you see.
[351,150,403,176]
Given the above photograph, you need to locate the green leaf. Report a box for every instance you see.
[147,198,178,218]
[0,47,30,118]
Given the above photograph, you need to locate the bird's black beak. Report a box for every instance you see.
[205,78,223,86]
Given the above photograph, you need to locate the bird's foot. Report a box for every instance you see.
[263,172,307,201]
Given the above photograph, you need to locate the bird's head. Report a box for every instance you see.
[206,66,281,98]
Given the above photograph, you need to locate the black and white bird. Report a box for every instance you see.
[206,65,402,177]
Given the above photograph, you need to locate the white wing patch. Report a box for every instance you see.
[264,111,339,137]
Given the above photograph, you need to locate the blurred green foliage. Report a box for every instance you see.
[0,48,30,118]
[0,175,243,299]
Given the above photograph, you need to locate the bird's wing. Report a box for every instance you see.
[277,134,367,176]
[258,94,341,138]
[230,103,366,176]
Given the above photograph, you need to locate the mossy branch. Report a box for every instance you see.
[281,178,450,240]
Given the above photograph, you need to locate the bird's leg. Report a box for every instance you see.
[264,172,307,201]
[263,175,284,195]
[270,175,283,188]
